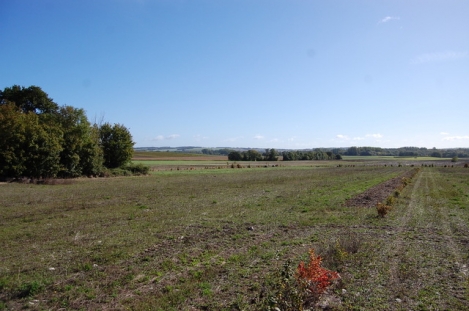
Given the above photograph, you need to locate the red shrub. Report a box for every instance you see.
[296,249,340,299]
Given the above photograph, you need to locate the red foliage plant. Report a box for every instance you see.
[296,249,340,298]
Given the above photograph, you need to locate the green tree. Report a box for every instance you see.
[21,113,63,178]
[53,106,104,177]
[346,146,360,156]
[264,148,279,161]
[79,124,104,176]
[0,103,27,178]
[0,85,58,114]
[1,102,63,179]
[244,149,263,161]
[99,123,134,168]
[228,151,242,161]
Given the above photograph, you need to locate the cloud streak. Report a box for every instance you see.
[151,134,180,141]
[378,16,400,24]
[366,133,383,138]
[411,51,468,64]
[337,133,383,141]
[443,135,469,141]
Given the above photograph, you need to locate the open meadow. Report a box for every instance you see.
[1,155,469,310]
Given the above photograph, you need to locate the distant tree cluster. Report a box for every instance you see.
[282,150,340,161]
[227,149,279,161]
[201,148,232,155]
[342,146,469,158]
[344,146,384,156]
[0,85,135,180]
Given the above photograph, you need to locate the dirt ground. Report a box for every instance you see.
[344,168,419,208]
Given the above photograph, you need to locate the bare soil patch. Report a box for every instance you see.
[344,168,418,207]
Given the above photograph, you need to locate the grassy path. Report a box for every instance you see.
[341,168,469,310]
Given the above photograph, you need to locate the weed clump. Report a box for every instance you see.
[319,232,361,271]
[263,249,339,310]
[385,195,396,206]
[376,202,392,217]
[297,249,340,302]
[17,281,44,298]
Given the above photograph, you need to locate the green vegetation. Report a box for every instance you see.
[0,85,136,180]
[1,162,468,309]
[282,150,338,161]
[343,146,469,158]
[137,146,469,159]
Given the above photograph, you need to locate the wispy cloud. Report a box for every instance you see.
[337,134,382,142]
[411,51,468,64]
[440,132,450,136]
[253,135,264,140]
[378,16,400,24]
[151,134,180,141]
[443,135,469,141]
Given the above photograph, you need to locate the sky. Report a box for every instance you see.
[1,0,468,149]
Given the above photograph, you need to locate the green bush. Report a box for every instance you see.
[124,163,150,175]
[99,163,150,177]
[385,195,396,206]
[18,281,43,298]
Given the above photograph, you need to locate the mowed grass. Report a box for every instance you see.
[1,165,468,310]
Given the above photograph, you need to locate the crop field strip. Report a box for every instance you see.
[1,164,468,310]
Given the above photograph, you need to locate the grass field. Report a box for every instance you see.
[1,159,469,310]
[341,156,453,161]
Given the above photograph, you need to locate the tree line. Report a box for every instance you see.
[282,150,341,161]
[0,85,135,180]
[226,149,342,161]
[342,146,469,158]
[227,149,280,161]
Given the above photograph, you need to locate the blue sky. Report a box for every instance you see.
[1,0,468,149]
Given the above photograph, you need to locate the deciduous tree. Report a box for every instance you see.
[99,123,134,168]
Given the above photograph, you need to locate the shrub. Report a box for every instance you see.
[263,260,304,311]
[124,163,150,175]
[263,249,339,310]
[377,203,392,218]
[385,195,396,206]
[318,232,361,272]
[17,281,43,298]
[99,164,150,177]
[296,249,340,304]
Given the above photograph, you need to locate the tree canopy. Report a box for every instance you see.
[99,123,134,168]
[0,85,59,114]
[0,85,135,180]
